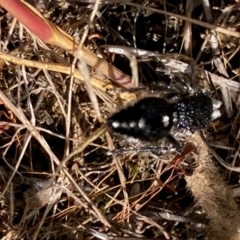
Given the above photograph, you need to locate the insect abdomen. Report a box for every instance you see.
[107,97,174,141]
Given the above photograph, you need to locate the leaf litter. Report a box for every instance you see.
[0,1,240,239]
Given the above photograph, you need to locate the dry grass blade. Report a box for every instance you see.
[0,89,112,231]
[182,0,193,56]
[108,0,240,38]
[0,1,240,239]
[202,0,229,77]
[55,124,107,174]
[186,133,240,240]
[0,0,134,87]
[0,51,136,102]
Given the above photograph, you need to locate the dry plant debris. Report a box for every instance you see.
[0,1,239,240]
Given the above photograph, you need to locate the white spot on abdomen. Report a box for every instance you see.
[121,122,128,128]
[130,121,137,128]
[162,115,170,127]
[138,118,146,128]
[112,121,120,128]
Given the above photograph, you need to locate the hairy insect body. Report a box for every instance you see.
[108,97,174,142]
[175,94,214,131]
[107,94,220,151]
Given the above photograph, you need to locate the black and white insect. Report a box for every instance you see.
[107,86,221,154]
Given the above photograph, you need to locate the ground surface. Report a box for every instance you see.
[0,0,240,239]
